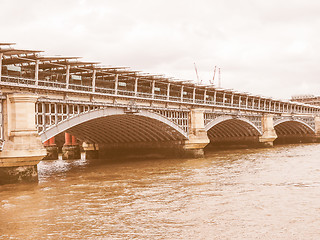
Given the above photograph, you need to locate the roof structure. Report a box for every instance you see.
[0,42,204,88]
[0,43,15,46]
[0,42,305,105]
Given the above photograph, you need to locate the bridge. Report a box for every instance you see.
[1,42,320,184]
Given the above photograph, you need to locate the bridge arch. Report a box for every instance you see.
[205,116,262,143]
[274,119,315,136]
[39,108,188,143]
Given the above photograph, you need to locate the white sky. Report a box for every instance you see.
[1,0,320,99]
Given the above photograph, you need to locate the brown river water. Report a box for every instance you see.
[1,143,320,239]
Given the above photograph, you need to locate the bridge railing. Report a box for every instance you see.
[1,74,319,114]
[154,94,168,100]
[1,75,36,85]
[69,83,92,92]
[117,89,136,96]
[184,98,193,103]
[169,96,181,102]
[38,80,67,89]
[95,87,115,95]
[137,92,153,98]
[195,99,205,104]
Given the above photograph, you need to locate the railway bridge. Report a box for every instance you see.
[1,43,320,184]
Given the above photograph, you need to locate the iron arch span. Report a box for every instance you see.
[205,116,262,144]
[274,119,315,143]
[39,108,188,144]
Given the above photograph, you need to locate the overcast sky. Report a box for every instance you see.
[1,0,320,99]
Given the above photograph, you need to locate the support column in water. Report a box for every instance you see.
[62,133,80,160]
[44,137,58,160]
[314,116,320,142]
[182,109,210,158]
[82,142,99,159]
[259,114,277,147]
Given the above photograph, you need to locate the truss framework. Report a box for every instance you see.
[35,99,190,136]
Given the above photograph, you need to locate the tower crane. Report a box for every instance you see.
[218,67,221,88]
[210,66,217,85]
[194,62,201,84]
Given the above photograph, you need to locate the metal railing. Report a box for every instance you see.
[1,75,36,85]
[0,74,318,114]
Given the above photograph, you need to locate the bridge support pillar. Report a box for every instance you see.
[314,116,320,142]
[62,133,80,160]
[82,142,99,159]
[44,137,58,160]
[259,114,277,147]
[183,109,210,157]
[0,93,46,184]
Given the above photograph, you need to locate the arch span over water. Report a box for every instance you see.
[274,119,315,136]
[205,116,262,140]
[40,108,188,143]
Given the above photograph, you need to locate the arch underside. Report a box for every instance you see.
[67,115,186,144]
[40,108,188,144]
[274,120,315,141]
[206,118,261,143]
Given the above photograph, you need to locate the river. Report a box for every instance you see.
[1,143,320,239]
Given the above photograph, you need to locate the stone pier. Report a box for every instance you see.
[314,116,320,142]
[82,142,99,159]
[0,93,46,184]
[183,109,210,157]
[259,114,277,147]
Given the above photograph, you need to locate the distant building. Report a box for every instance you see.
[291,94,320,106]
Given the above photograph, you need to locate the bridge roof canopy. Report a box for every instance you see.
[2,42,320,111]
[0,44,214,87]
[0,43,16,46]
[0,48,42,55]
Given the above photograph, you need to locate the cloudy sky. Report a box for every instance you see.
[1,0,320,99]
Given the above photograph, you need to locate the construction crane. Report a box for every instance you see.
[210,66,217,85]
[218,67,221,88]
[194,62,201,84]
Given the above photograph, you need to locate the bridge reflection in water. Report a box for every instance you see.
[0,42,320,184]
